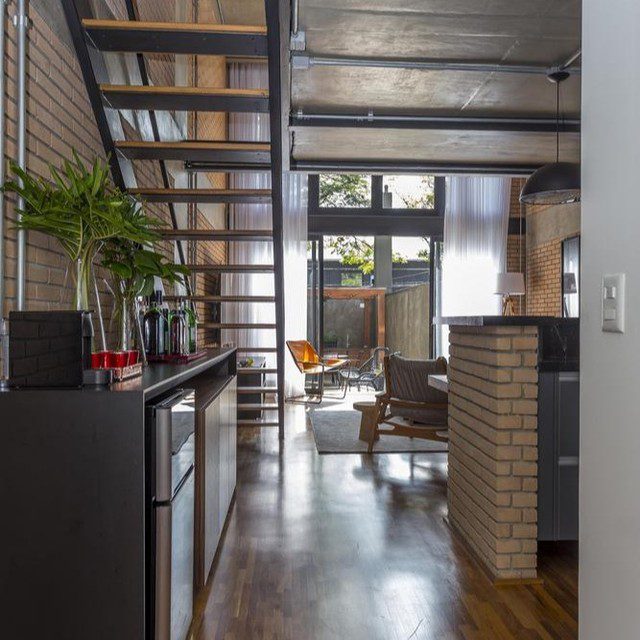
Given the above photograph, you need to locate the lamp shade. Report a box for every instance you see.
[519,162,581,205]
[495,272,525,295]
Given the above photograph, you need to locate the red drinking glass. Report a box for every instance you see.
[92,351,110,369]
[125,350,139,366]
[110,351,128,368]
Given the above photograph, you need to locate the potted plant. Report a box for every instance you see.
[3,152,146,310]
[101,228,190,352]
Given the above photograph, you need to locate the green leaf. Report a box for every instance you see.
[105,261,133,279]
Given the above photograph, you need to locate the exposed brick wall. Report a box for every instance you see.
[447,325,538,581]
[526,240,562,316]
[2,7,105,317]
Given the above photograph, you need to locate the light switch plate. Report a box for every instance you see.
[602,273,625,333]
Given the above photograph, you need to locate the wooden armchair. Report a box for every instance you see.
[368,354,448,453]
[286,340,349,404]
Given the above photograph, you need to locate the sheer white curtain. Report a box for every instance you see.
[222,63,307,394]
[440,176,511,355]
[222,63,274,356]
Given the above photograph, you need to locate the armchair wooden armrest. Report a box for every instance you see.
[387,397,448,411]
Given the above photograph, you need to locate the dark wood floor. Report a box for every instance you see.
[192,404,578,640]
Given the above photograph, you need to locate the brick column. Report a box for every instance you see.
[447,325,538,581]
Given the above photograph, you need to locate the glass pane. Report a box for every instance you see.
[563,237,580,318]
[323,236,374,287]
[319,175,371,208]
[391,237,431,291]
[386,237,432,359]
[323,298,378,352]
[383,175,435,209]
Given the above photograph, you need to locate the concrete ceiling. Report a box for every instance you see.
[219,0,582,172]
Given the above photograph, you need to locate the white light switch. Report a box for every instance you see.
[602,273,625,333]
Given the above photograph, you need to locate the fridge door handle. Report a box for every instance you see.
[155,406,172,503]
[155,504,172,640]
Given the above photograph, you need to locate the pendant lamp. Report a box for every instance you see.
[520,71,580,205]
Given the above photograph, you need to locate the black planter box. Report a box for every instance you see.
[9,311,93,388]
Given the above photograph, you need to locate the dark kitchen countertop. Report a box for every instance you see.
[434,315,579,327]
[2,347,237,401]
[108,347,236,399]
[434,316,580,372]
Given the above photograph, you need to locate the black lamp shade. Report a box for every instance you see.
[519,162,581,205]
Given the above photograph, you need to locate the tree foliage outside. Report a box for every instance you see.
[319,174,371,207]
[318,174,432,278]
[384,175,435,209]
[324,236,410,275]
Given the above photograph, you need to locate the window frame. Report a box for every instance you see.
[309,174,445,218]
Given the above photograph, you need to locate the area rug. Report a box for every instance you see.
[309,405,448,455]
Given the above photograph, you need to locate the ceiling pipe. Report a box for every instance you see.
[0,0,8,316]
[290,159,540,177]
[14,0,28,311]
[291,0,299,36]
[290,110,580,133]
[292,52,582,76]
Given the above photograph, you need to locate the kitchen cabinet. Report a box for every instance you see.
[195,376,237,590]
[0,348,236,640]
[538,371,580,541]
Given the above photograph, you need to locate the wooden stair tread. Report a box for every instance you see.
[200,323,276,329]
[237,403,279,410]
[186,264,274,273]
[237,387,279,394]
[115,140,271,164]
[165,295,276,303]
[237,367,278,374]
[128,188,272,204]
[101,85,269,113]
[83,19,268,57]
[237,420,280,428]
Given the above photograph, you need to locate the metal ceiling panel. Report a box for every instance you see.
[292,127,580,165]
[298,0,581,62]
[292,67,581,117]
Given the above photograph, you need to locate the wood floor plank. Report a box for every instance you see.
[191,403,578,640]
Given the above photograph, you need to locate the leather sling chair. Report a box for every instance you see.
[286,340,350,404]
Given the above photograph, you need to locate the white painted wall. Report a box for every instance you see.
[581,1,640,637]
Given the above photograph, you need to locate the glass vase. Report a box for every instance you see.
[71,258,91,311]
[115,297,135,352]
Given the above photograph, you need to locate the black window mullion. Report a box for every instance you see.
[371,175,383,212]
[434,176,446,216]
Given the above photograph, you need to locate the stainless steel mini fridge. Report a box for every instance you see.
[147,389,196,640]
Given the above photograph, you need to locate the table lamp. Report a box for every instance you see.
[496,272,525,316]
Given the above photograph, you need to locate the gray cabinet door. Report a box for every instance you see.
[199,377,238,583]
[227,378,237,495]
[203,396,221,578]
[537,371,579,541]
[218,388,230,529]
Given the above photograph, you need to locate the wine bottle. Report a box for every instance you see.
[143,292,167,356]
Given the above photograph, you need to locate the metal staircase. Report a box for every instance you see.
[62,0,288,439]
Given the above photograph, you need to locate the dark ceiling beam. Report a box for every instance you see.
[291,160,540,177]
[290,112,580,134]
[309,215,523,233]
[310,214,525,237]
[309,214,444,237]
